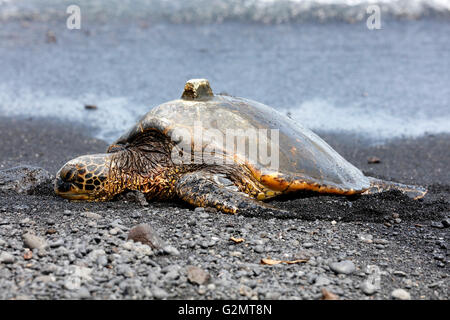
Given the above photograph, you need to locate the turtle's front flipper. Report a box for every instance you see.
[364,177,427,200]
[175,172,289,216]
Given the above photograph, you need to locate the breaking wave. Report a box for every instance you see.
[1,0,450,24]
[284,99,450,142]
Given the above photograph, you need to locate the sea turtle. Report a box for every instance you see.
[54,79,426,215]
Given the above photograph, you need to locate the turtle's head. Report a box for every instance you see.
[54,154,113,201]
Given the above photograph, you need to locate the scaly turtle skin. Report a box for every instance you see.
[55,79,427,214]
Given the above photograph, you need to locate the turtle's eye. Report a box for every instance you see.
[60,166,78,182]
[107,144,125,153]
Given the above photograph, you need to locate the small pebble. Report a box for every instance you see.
[391,288,411,300]
[97,255,108,267]
[265,291,281,300]
[64,277,81,291]
[393,271,407,277]
[430,221,444,229]
[360,280,378,295]
[76,287,91,299]
[314,276,331,286]
[163,245,180,256]
[358,234,373,243]
[329,260,356,275]
[198,285,207,295]
[367,156,381,164]
[109,227,120,235]
[152,287,169,299]
[0,252,15,264]
[49,239,64,248]
[23,233,47,250]
[187,266,210,285]
[128,223,166,249]
[254,245,264,253]
[82,212,102,219]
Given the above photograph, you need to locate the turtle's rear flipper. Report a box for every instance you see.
[175,172,289,216]
[364,177,427,200]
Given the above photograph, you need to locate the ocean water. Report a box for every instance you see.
[0,0,449,143]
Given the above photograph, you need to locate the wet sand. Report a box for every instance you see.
[0,116,448,300]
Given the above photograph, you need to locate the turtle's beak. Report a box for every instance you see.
[54,173,92,200]
[54,154,111,201]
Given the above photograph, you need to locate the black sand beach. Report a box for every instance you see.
[0,116,448,300]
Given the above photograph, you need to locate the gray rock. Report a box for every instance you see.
[314,276,332,286]
[23,233,47,250]
[147,272,159,284]
[358,233,373,243]
[49,239,64,248]
[75,287,91,299]
[360,280,378,295]
[199,212,209,219]
[110,219,127,230]
[374,239,389,245]
[0,252,15,264]
[265,291,281,300]
[122,190,148,206]
[64,276,81,290]
[391,288,411,300]
[187,266,210,285]
[0,165,52,194]
[163,245,180,256]
[97,255,108,267]
[430,221,444,229]
[109,227,120,235]
[428,281,443,288]
[329,260,356,275]
[116,265,134,278]
[34,275,56,283]
[82,212,102,219]
[303,242,314,248]
[293,249,318,261]
[152,286,169,299]
[164,270,180,282]
[254,245,265,253]
[19,218,33,226]
[198,285,207,295]
[127,223,166,249]
[442,218,450,228]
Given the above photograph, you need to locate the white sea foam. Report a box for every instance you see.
[0,85,145,143]
[284,99,450,141]
[1,0,449,23]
